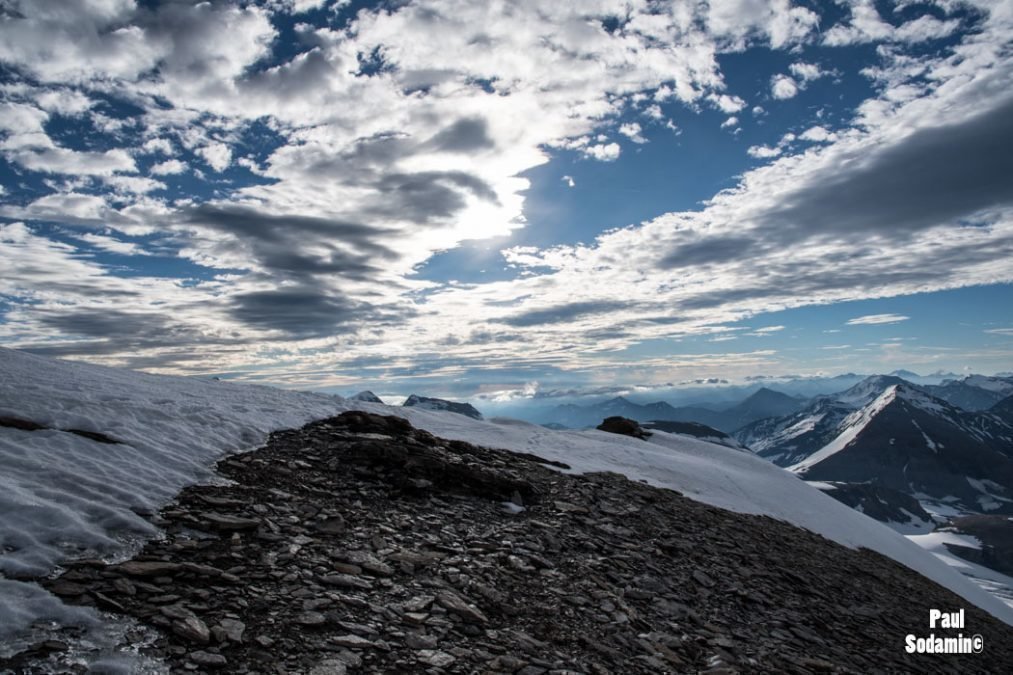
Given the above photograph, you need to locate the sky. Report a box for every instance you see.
[1,0,1012,404]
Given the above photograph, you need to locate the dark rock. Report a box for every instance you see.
[596,416,651,439]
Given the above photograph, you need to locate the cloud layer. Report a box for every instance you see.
[0,0,1011,391]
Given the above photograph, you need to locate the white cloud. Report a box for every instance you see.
[770,74,799,99]
[561,175,575,188]
[846,314,911,326]
[708,93,746,114]
[984,327,1013,337]
[584,142,621,162]
[618,122,647,144]
[103,175,166,195]
[747,144,781,158]
[197,142,232,172]
[789,62,820,82]
[32,89,93,115]
[10,146,136,176]
[721,116,739,129]
[142,139,174,155]
[798,126,836,143]
[75,232,151,256]
[823,0,959,47]
[150,159,188,176]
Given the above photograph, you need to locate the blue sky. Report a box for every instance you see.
[0,0,1011,403]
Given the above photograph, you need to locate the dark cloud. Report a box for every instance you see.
[466,329,524,344]
[227,287,365,338]
[500,300,629,327]
[658,96,1013,270]
[658,236,757,269]
[366,170,498,222]
[27,309,247,367]
[187,204,390,250]
[425,117,495,153]
[760,96,1013,237]
[185,203,396,281]
[38,310,174,339]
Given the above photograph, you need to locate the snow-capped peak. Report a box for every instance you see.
[834,375,909,407]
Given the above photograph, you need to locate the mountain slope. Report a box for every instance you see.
[924,379,1011,411]
[790,385,1013,514]
[735,396,857,465]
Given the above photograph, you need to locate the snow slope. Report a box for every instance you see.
[2,348,1012,654]
[0,348,346,642]
[909,531,1013,609]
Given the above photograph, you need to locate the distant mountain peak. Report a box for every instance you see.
[350,390,383,403]
[402,394,483,420]
[835,375,910,406]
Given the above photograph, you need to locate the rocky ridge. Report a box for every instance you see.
[7,411,1013,673]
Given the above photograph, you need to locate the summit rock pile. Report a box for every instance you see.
[9,411,1013,673]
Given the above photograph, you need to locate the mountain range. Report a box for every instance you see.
[540,387,805,432]
[735,375,1013,514]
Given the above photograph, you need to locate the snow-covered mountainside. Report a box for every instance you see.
[789,385,1013,514]
[2,348,1012,656]
[734,395,857,465]
[402,393,483,419]
[912,374,1013,412]
[349,390,384,403]
[732,375,914,461]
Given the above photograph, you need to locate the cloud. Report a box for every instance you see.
[499,301,630,327]
[197,142,232,172]
[659,236,755,269]
[425,117,495,153]
[150,159,188,175]
[584,142,621,161]
[823,0,959,46]
[561,175,575,188]
[757,96,1013,239]
[0,0,1010,386]
[227,287,370,338]
[10,147,136,176]
[618,122,647,144]
[747,144,781,158]
[74,232,151,256]
[984,327,1013,337]
[846,314,910,326]
[707,93,746,114]
[770,74,799,100]
[798,126,836,143]
[788,62,827,83]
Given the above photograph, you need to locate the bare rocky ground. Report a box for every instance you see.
[6,410,1013,674]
